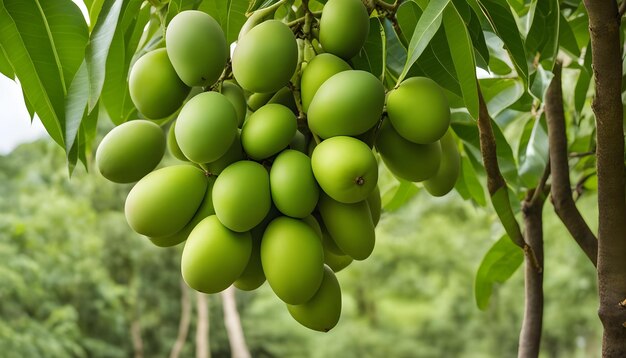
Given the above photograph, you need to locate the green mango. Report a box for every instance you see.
[308,70,384,138]
[289,131,307,153]
[287,265,342,332]
[96,120,165,183]
[375,120,442,182]
[166,11,227,87]
[149,176,216,247]
[181,216,252,293]
[125,165,207,237]
[318,194,375,260]
[233,235,265,291]
[424,129,460,197]
[221,81,247,127]
[324,248,352,273]
[319,0,369,59]
[261,217,324,304]
[175,92,238,163]
[300,53,351,112]
[241,104,297,160]
[270,150,319,218]
[302,214,323,239]
[366,186,381,226]
[129,48,190,119]
[268,87,298,115]
[205,131,245,175]
[311,136,378,203]
[233,20,298,93]
[167,120,188,161]
[247,91,275,112]
[386,77,450,144]
[213,161,271,232]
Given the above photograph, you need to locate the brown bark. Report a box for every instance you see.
[196,292,210,358]
[582,1,626,356]
[518,191,545,358]
[221,286,251,358]
[131,317,144,358]
[545,61,598,267]
[170,279,192,358]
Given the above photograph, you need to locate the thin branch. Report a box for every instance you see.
[529,158,551,207]
[170,279,192,358]
[545,61,598,267]
[619,0,626,16]
[568,150,596,158]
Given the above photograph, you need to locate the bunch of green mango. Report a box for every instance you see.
[94,0,460,333]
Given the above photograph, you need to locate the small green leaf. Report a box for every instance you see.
[382,18,406,82]
[479,78,524,117]
[518,114,549,188]
[351,18,384,80]
[525,0,559,69]
[0,44,14,79]
[443,3,478,119]
[559,13,580,57]
[475,234,524,310]
[466,6,490,70]
[198,0,248,45]
[64,61,90,154]
[397,0,450,84]
[457,152,486,206]
[529,63,554,100]
[382,180,420,212]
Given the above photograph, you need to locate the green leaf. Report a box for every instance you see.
[64,61,89,154]
[351,18,384,80]
[525,0,559,69]
[456,152,486,206]
[0,0,89,147]
[475,234,524,310]
[475,0,528,84]
[382,180,420,212]
[100,26,136,125]
[466,5,490,70]
[382,18,406,82]
[397,0,450,84]
[0,44,14,79]
[529,63,554,100]
[559,13,580,57]
[479,78,524,117]
[574,43,592,116]
[443,3,478,119]
[85,0,124,111]
[198,0,248,45]
[518,114,549,188]
[396,0,422,46]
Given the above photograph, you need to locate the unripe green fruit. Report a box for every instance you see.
[289,131,307,153]
[424,130,460,196]
[270,150,319,218]
[300,53,351,112]
[247,91,275,112]
[268,87,299,115]
[166,11,228,87]
[213,161,271,232]
[386,77,450,144]
[205,131,244,175]
[308,71,384,138]
[167,121,188,161]
[319,0,369,60]
[321,223,344,255]
[176,92,238,163]
[129,48,190,119]
[318,194,375,260]
[261,217,324,304]
[125,165,207,237]
[376,120,442,182]
[233,20,298,93]
[302,215,323,239]
[149,176,216,247]
[181,216,252,293]
[241,104,297,160]
[324,248,352,273]
[287,265,342,332]
[221,81,247,127]
[366,186,381,226]
[234,234,265,291]
[96,120,165,183]
[311,136,378,203]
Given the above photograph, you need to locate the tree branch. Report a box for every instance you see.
[619,0,626,17]
[221,287,251,358]
[170,279,192,358]
[196,293,210,358]
[545,61,598,267]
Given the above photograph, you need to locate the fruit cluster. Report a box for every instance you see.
[95,0,460,332]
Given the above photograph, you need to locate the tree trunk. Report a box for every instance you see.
[582,1,626,356]
[518,192,545,358]
[130,316,144,358]
[170,279,192,358]
[221,286,251,358]
[196,292,210,358]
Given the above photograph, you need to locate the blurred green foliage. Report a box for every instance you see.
[0,139,600,357]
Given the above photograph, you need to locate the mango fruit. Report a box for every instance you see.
[300,53,351,112]
[424,129,460,196]
[241,104,297,160]
[319,0,369,59]
[270,150,319,218]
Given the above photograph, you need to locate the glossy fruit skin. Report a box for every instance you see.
[166,11,227,87]
[129,48,190,119]
[424,130,460,196]
[270,150,319,218]
[366,186,381,226]
[268,87,298,115]
[289,131,307,153]
[221,81,247,127]
[318,194,375,260]
[181,216,252,293]
[319,0,369,60]
[311,136,378,203]
[125,165,207,237]
[241,104,297,160]
[205,131,244,175]
[386,77,450,144]
[175,92,238,163]
[167,121,188,161]
[324,248,352,273]
[233,20,298,93]
[308,71,384,138]
[376,120,442,182]
[213,161,271,232]
[287,265,342,332]
[149,176,216,247]
[233,234,265,291]
[300,53,351,112]
[247,91,275,112]
[261,217,325,304]
[96,120,165,183]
